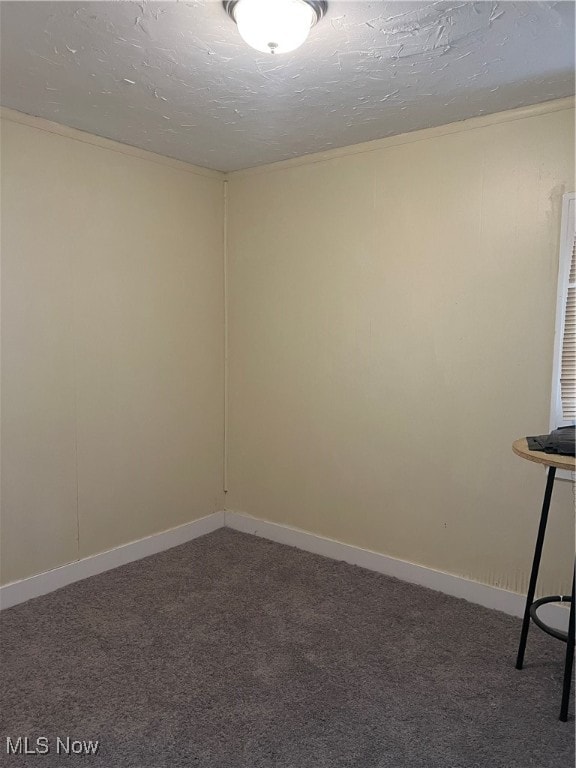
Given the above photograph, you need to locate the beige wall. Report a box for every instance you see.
[227,104,575,597]
[2,102,574,598]
[1,116,224,584]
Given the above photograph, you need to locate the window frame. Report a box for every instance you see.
[549,191,575,481]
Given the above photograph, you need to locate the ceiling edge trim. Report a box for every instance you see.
[0,107,224,180]
[228,96,576,178]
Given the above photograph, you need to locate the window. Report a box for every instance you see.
[550,192,575,480]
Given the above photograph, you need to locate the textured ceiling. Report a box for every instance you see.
[1,1,574,171]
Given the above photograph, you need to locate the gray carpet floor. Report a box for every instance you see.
[0,528,573,767]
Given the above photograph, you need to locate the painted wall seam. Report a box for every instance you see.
[223,179,229,495]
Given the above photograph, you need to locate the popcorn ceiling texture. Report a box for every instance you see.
[0,1,574,172]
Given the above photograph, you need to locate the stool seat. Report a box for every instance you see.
[512,437,576,471]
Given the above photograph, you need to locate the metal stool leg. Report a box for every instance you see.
[516,466,556,670]
[559,569,575,722]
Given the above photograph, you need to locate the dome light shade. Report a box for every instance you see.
[224,0,327,55]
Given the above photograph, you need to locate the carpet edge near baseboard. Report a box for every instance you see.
[0,511,225,610]
[1,508,568,634]
[224,510,569,633]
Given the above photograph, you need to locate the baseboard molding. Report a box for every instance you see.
[0,511,225,610]
[224,511,569,633]
[2,508,567,632]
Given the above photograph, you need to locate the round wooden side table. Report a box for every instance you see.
[512,438,575,721]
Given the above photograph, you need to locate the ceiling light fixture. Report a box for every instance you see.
[224,0,327,55]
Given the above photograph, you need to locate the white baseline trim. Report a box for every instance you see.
[224,511,569,633]
[0,511,225,610]
[2,508,568,633]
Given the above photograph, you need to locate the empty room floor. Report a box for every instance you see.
[0,528,572,767]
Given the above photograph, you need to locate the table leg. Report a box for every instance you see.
[516,466,556,670]
[559,568,575,722]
